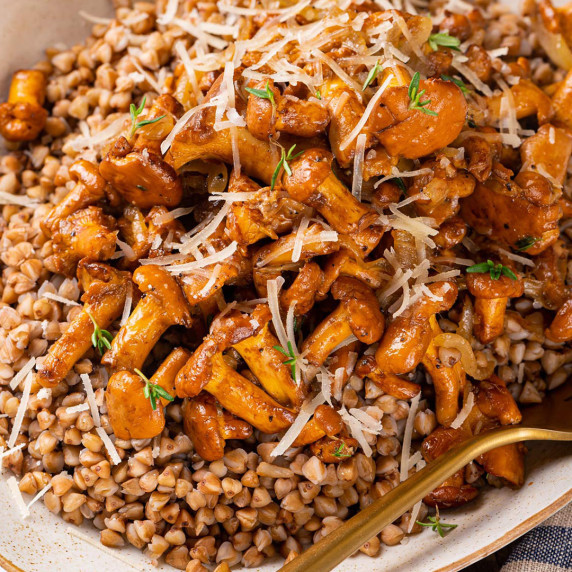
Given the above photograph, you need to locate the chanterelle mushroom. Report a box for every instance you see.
[102,265,193,372]
[0,69,47,142]
[302,277,385,367]
[466,270,524,344]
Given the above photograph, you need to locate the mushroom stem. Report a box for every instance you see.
[177,352,296,433]
[292,405,343,447]
[37,261,131,388]
[283,149,383,254]
[102,265,192,372]
[233,323,306,407]
[422,316,466,426]
[183,393,253,461]
[474,296,508,344]
[0,69,47,142]
[355,355,421,399]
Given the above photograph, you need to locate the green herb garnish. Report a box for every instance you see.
[332,443,352,458]
[134,368,174,411]
[408,72,438,116]
[273,340,298,382]
[466,259,517,281]
[441,74,471,96]
[245,80,276,108]
[136,184,147,191]
[416,511,458,537]
[391,177,407,194]
[315,89,322,100]
[129,96,166,138]
[362,60,381,91]
[428,32,461,52]
[515,236,539,251]
[271,144,303,191]
[87,312,113,355]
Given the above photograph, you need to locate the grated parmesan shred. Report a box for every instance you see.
[450,391,475,429]
[96,427,122,465]
[41,292,81,306]
[81,373,101,428]
[291,217,310,264]
[400,392,421,482]
[27,482,53,509]
[8,372,33,448]
[65,403,90,415]
[352,134,367,201]
[0,191,40,207]
[120,281,133,327]
[6,476,30,519]
[9,357,36,391]
[166,241,237,274]
[270,393,326,458]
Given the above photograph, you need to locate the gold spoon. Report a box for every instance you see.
[280,380,572,572]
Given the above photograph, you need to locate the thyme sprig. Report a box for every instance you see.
[408,72,438,116]
[362,60,381,91]
[270,144,303,191]
[87,312,113,355]
[129,96,166,138]
[515,236,539,251]
[245,80,276,108]
[273,340,298,381]
[466,259,517,281]
[417,508,458,537]
[332,443,352,458]
[135,368,174,411]
[441,74,471,96]
[428,32,461,52]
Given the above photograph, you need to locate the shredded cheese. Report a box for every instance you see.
[7,372,33,449]
[352,134,367,201]
[9,357,36,391]
[450,391,475,429]
[157,0,179,25]
[0,191,39,207]
[65,403,90,415]
[81,373,101,427]
[267,277,289,350]
[167,241,237,274]
[41,292,81,306]
[270,393,326,457]
[120,282,133,327]
[292,217,311,264]
[27,482,53,509]
[400,392,421,482]
[96,427,122,465]
[497,247,534,268]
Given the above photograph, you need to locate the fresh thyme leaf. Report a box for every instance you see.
[428,32,461,52]
[245,80,276,108]
[467,118,477,128]
[270,144,303,191]
[408,72,438,116]
[332,443,351,458]
[315,89,321,99]
[136,184,147,191]
[273,342,298,382]
[441,74,471,95]
[416,514,458,537]
[129,95,166,138]
[135,368,174,411]
[515,236,539,251]
[362,60,380,91]
[391,177,407,194]
[466,260,517,281]
[87,311,113,355]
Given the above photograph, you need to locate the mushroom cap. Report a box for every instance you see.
[377,78,467,159]
[77,259,130,291]
[282,148,333,203]
[313,405,344,437]
[100,136,183,209]
[210,304,271,348]
[0,101,47,142]
[466,272,524,298]
[183,393,227,461]
[106,371,165,440]
[331,276,385,343]
[69,159,107,195]
[133,264,192,325]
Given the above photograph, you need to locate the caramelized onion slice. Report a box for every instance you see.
[433,333,494,380]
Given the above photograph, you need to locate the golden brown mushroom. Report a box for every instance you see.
[167,74,281,184]
[375,281,458,374]
[422,316,466,426]
[487,80,554,125]
[553,68,572,128]
[408,159,476,225]
[42,160,108,238]
[466,271,524,344]
[545,298,572,342]
[302,277,385,367]
[460,169,562,255]
[376,77,467,159]
[280,262,325,316]
[282,149,384,254]
[99,135,183,208]
[310,435,360,464]
[245,78,329,140]
[354,355,421,399]
[37,260,132,388]
[183,393,253,461]
[0,69,47,142]
[46,207,117,277]
[102,265,193,372]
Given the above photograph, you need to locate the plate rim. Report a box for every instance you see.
[1,487,570,572]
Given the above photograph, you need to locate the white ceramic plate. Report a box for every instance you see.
[0,1,571,571]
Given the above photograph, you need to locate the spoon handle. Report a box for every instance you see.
[279,426,571,572]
